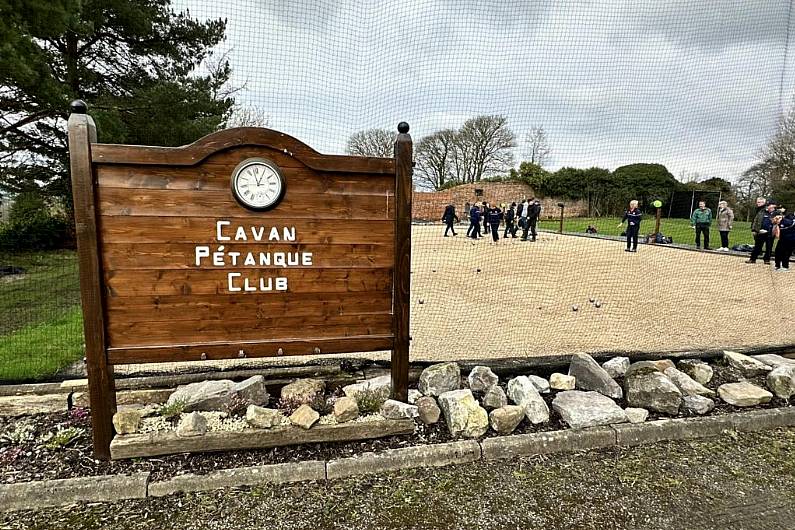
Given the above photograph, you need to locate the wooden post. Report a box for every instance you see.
[558,203,565,234]
[392,122,412,402]
[68,100,116,460]
[654,207,662,240]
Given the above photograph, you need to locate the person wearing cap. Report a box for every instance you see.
[503,202,517,238]
[716,200,734,251]
[690,200,713,250]
[747,200,776,264]
[441,202,459,237]
[773,208,794,272]
[487,203,503,243]
[618,200,642,252]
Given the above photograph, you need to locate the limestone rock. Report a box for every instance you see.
[767,365,795,400]
[342,375,391,400]
[625,360,675,378]
[549,373,576,390]
[176,412,207,437]
[625,371,682,415]
[290,404,320,429]
[467,366,499,392]
[568,353,623,399]
[507,376,549,424]
[489,405,525,434]
[677,359,714,385]
[718,382,773,407]
[752,354,795,369]
[167,380,236,412]
[681,395,715,415]
[408,389,422,404]
[233,376,269,406]
[528,375,551,394]
[482,386,508,410]
[723,351,772,378]
[552,390,627,429]
[663,367,715,397]
[437,389,489,438]
[419,362,461,396]
[245,405,285,429]
[601,357,630,378]
[624,408,649,424]
[281,379,326,404]
[381,399,419,420]
[332,397,359,423]
[416,396,441,424]
[112,410,142,435]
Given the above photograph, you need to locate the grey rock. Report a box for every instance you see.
[342,375,391,400]
[281,379,326,404]
[167,380,236,412]
[718,382,773,407]
[233,376,269,406]
[381,399,419,420]
[481,386,508,410]
[437,389,489,438]
[489,405,525,434]
[176,412,207,437]
[289,404,320,429]
[528,375,551,394]
[752,354,795,369]
[549,373,576,390]
[767,365,795,400]
[408,389,422,404]
[723,351,772,378]
[625,371,682,415]
[419,362,461,396]
[112,410,142,435]
[552,390,627,429]
[245,405,285,429]
[568,353,623,399]
[467,366,499,392]
[663,367,715,397]
[625,360,675,378]
[416,396,441,424]
[332,397,359,423]
[677,359,714,385]
[601,357,630,378]
[624,407,649,423]
[681,395,715,415]
[507,376,549,424]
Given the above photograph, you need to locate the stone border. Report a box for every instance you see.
[3,407,795,512]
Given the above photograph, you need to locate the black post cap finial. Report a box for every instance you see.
[397,122,410,134]
[70,99,87,114]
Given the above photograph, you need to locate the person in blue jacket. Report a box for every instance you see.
[467,203,482,239]
[618,200,642,252]
[487,204,503,243]
[773,209,794,271]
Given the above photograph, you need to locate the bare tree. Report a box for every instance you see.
[455,115,516,182]
[524,126,550,167]
[226,105,270,128]
[345,128,395,157]
[414,129,458,190]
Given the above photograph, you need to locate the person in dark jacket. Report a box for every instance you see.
[747,199,775,264]
[522,198,541,241]
[773,209,794,271]
[503,202,517,238]
[618,200,642,252]
[467,204,482,239]
[482,202,490,236]
[488,204,503,242]
[441,203,459,237]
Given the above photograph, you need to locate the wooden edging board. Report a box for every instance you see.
[67,100,413,459]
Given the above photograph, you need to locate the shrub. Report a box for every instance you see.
[158,399,187,419]
[41,426,84,450]
[355,388,388,415]
[0,195,70,251]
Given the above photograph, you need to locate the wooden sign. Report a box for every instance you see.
[67,100,412,459]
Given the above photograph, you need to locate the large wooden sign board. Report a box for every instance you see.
[67,101,412,459]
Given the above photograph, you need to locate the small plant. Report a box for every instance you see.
[0,421,36,445]
[158,399,187,419]
[224,394,251,417]
[67,407,90,426]
[355,388,388,415]
[277,395,307,415]
[41,426,84,450]
[0,446,24,465]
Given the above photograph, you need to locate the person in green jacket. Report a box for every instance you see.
[690,201,713,250]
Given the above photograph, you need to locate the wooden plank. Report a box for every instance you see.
[97,187,395,219]
[105,291,393,322]
[101,242,393,270]
[104,268,393,297]
[91,128,396,173]
[391,124,412,402]
[98,216,394,244]
[107,335,394,364]
[67,103,116,460]
[110,419,415,459]
[96,164,395,195]
[107,313,394,347]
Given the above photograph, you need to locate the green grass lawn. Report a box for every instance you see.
[537,216,755,247]
[0,250,84,382]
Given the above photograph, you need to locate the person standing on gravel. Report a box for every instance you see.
[522,198,541,241]
[503,202,517,238]
[773,209,794,272]
[467,203,482,239]
[441,203,459,237]
[747,200,775,264]
[487,203,503,243]
[716,200,734,251]
[690,200,713,250]
[618,200,642,252]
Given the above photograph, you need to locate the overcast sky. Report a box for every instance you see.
[178,0,795,183]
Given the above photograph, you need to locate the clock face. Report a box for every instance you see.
[230,158,285,211]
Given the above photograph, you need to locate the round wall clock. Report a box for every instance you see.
[230,157,285,211]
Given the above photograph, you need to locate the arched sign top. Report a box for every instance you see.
[90,126,396,174]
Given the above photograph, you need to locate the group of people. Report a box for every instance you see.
[441,199,542,243]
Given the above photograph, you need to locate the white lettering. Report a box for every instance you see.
[259,277,273,291]
[235,226,248,241]
[274,252,286,267]
[216,220,231,241]
[228,251,240,266]
[259,252,271,266]
[269,227,280,241]
[195,246,210,266]
[251,226,265,241]
[283,226,296,241]
[227,272,242,292]
[276,277,288,291]
[301,252,313,266]
[287,252,298,266]
[213,246,225,266]
[244,277,257,292]
[244,252,256,266]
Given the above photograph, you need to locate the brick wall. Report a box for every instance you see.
[412,182,586,220]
